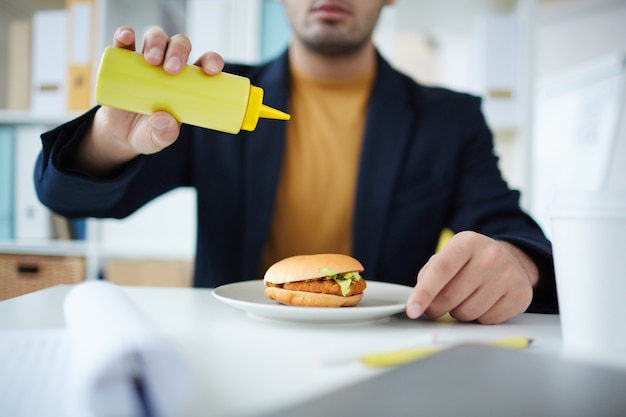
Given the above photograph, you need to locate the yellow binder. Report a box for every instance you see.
[66,0,96,111]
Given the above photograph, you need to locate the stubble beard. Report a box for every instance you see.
[296,21,372,58]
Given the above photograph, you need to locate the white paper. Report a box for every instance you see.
[0,329,70,417]
[0,281,191,417]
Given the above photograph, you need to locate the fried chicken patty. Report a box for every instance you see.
[276,278,367,297]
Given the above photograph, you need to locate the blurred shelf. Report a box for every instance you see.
[0,110,83,126]
[0,238,90,256]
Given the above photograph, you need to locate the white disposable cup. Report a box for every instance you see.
[550,192,626,355]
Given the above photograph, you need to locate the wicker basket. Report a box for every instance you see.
[0,254,86,301]
[105,258,192,287]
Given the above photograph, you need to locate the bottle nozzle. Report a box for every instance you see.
[260,104,291,121]
[241,86,291,131]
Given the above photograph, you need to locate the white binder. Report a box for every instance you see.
[30,10,67,115]
[14,125,51,240]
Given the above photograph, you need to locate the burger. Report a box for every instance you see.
[263,254,367,307]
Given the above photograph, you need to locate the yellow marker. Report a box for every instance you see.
[95,47,290,134]
[361,337,534,367]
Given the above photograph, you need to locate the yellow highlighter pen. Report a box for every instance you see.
[95,46,290,134]
[361,336,534,368]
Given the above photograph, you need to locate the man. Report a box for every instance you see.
[35,0,558,324]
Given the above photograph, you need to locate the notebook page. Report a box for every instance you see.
[64,281,191,417]
[0,281,191,417]
[0,329,69,417]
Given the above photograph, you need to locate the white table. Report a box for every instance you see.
[0,284,624,417]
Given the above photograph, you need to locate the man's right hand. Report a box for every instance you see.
[71,26,225,177]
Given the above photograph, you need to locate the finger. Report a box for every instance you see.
[113,26,136,50]
[424,269,480,320]
[446,259,530,323]
[474,293,524,325]
[163,34,192,74]
[194,51,225,75]
[426,234,515,321]
[474,296,509,325]
[141,26,169,66]
[405,232,480,319]
[405,248,470,319]
[452,244,534,324]
[447,284,501,322]
[476,278,533,324]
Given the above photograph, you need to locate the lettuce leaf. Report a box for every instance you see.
[319,268,362,296]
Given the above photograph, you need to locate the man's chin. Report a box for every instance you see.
[302,35,367,57]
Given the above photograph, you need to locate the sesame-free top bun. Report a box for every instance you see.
[264,254,366,308]
[263,253,364,285]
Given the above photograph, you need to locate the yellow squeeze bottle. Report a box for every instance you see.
[95,46,290,134]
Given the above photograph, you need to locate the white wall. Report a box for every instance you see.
[185,0,260,64]
[535,0,626,78]
[97,189,197,259]
[530,0,626,232]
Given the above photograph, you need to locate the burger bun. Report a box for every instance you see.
[264,254,366,308]
[265,286,363,307]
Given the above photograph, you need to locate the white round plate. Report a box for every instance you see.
[212,280,412,325]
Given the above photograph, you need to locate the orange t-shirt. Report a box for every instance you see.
[260,64,375,273]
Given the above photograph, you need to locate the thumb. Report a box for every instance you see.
[145,112,180,153]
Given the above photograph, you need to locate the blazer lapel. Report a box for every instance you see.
[241,54,291,279]
[353,56,414,277]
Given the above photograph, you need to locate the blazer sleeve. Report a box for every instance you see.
[447,98,558,314]
[34,107,189,219]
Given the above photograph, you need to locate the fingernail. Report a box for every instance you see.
[146,47,163,61]
[118,29,133,41]
[406,303,424,319]
[206,58,220,73]
[165,56,182,72]
[151,116,171,131]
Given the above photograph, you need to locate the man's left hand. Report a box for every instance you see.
[405,231,538,324]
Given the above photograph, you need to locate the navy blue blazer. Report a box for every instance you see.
[35,50,558,313]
